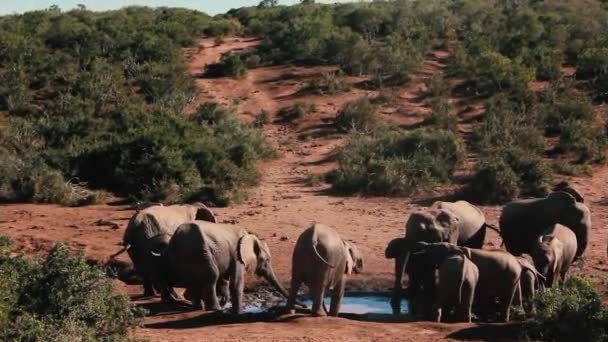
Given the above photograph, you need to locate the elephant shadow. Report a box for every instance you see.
[446,322,526,341]
[144,311,276,329]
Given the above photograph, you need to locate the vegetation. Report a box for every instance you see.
[0,238,144,341]
[303,71,351,96]
[524,276,608,342]
[276,101,317,122]
[335,98,378,132]
[329,128,464,195]
[0,7,269,206]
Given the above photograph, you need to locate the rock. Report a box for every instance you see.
[94,219,119,230]
[280,236,288,241]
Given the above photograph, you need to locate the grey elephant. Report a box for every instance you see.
[499,191,591,258]
[385,200,495,318]
[416,242,521,322]
[414,242,479,323]
[111,203,216,297]
[154,220,292,314]
[531,224,577,287]
[286,224,364,317]
[515,254,545,315]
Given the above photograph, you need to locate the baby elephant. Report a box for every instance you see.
[416,242,521,322]
[515,254,545,315]
[532,224,577,287]
[287,224,364,317]
[415,242,479,322]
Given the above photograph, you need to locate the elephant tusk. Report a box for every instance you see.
[109,244,131,259]
[150,250,162,257]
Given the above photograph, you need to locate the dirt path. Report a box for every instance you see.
[1,38,607,341]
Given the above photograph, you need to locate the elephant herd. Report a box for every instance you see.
[386,185,591,322]
[111,184,593,322]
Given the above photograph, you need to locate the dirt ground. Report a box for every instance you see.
[1,37,607,341]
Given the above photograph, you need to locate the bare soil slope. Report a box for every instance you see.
[1,37,607,341]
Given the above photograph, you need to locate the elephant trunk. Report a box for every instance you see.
[263,266,307,308]
[391,251,409,316]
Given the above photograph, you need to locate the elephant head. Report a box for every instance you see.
[553,181,584,203]
[237,234,290,299]
[413,241,470,265]
[344,241,364,275]
[531,235,563,287]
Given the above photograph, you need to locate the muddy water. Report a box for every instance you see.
[300,292,409,315]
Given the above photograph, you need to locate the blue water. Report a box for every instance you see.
[300,293,409,315]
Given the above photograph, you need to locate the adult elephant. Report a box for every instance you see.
[111,203,217,297]
[153,221,292,314]
[385,200,495,318]
[499,191,591,258]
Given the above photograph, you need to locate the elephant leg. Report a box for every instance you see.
[203,283,221,312]
[501,283,518,322]
[189,287,204,310]
[460,282,474,323]
[217,279,230,308]
[143,275,155,297]
[310,274,327,317]
[286,274,302,314]
[230,265,245,315]
[390,253,407,316]
[329,278,345,317]
[421,261,437,320]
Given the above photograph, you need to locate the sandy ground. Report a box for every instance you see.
[1,37,607,341]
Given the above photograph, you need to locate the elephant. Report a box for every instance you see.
[515,254,545,315]
[153,220,292,314]
[385,200,496,318]
[499,191,591,259]
[110,203,217,297]
[531,224,577,288]
[286,224,364,317]
[413,242,479,323]
[416,242,522,322]
[553,181,584,203]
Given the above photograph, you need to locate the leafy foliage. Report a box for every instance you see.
[525,276,608,342]
[0,241,144,341]
[335,98,378,132]
[329,128,464,195]
[0,7,267,206]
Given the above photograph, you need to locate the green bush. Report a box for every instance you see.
[468,159,520,204]
[277,102,317,122]
[329,128,464,195]
[0,242,144,341]
[559,119,607,163]
[525,276,608,342]
[425,97,457,132]
[577,47,608,78]
[303,71,351,96]
[335,98,378,132]
[252,109,271,127]
[204,52,248,79]
[424,74,451,98]
[540,95,595,133]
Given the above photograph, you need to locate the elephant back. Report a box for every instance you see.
[431,201,486,244]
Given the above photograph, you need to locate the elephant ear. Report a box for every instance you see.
[553,182,584,203]
[238,234,258,273]
[195,207,217,223]
[385,238,407,259]
[436,210,460,242]
[548,191,576,207]
[344,244,354,275]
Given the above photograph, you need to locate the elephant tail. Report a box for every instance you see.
[312,241,336,268]
[458,257,465,305]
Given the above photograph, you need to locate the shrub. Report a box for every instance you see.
[303,72,351,96]
[193,102,230,125]
[425,97,457,132]
[335,98,378,132]
[0,242,144,340]
[559,119,607,164]
[524,276,608,342]
[330,128,465,195]
[277,102,316,122]
[204,52,248,79]
[468,159,520,204]
[424,74,451,97]
[245,54,262,68]
[540,95,595,133]
[577,47,608,78]
[252,109,271,127]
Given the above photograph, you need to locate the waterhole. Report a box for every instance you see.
[300,292,409,316]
